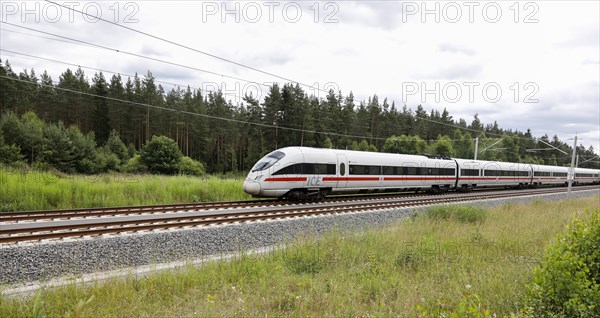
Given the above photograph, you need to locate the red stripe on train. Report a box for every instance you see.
[323,177,379,181]
[264,177,307,182]
[459,177,529,180]
[383,177,456,181]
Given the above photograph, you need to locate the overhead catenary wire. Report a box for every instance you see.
[1,21,273,90]
[1,28,98,48]
[44,0,331,95]
[0,49,205,93]
[414,114,505,138]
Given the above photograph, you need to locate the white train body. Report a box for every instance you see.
[242,147,600,199]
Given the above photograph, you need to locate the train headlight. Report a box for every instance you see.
[243,180,261,195]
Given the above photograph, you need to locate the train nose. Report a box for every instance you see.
[243,179,261,195]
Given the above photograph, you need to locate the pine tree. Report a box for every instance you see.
[91,72,111,145]
[107,74,125,134]
[0,60,20,114]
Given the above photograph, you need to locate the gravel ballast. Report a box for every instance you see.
[1,190,598,286]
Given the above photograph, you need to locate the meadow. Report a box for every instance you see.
[1,195,598,317]
[0,166,251,212]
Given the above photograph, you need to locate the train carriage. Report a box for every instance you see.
[455,159,532,190]
[573,167,600,184]
[243,147,458,199]
[530,164,569,186]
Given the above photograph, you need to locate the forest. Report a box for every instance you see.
[0,59,598,174]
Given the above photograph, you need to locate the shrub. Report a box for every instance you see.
[0,138,25,166]
[527,209,600,317]
[94,147,121,173]
[41,122,76,173]
[178,156,205,176]
[140,136,182,174]
[105,130,129,163]
[121,155,147,174]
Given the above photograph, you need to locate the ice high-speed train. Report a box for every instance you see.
[242,147,600,200]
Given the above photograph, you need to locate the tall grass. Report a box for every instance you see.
[1,196,598,317]
[0,166,251,211]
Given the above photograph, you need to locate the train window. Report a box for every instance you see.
[251,151,286,172]
[350,165,381,175]
[370,166,381,175]
[406,167,418,175]
[553,172,567,177]
[303,163,336,174]
[273,163,301,175]
[316,164,336,174]
[272,163,335,175]
[382,166,395,175]
[461,169,479,176]
[440,168,456,176]
[303,163,316,174]
[575,173,593,178]
[484,170,495,177]
[349,165,361,175]
[534,171,551,177]
[340,163,346,176]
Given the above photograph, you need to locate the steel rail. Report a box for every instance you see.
[2,186,598,244]
[0,199,280,222]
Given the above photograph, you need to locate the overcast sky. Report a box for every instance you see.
[1,1,598,154]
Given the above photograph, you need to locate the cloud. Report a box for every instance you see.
[557,26,600,48]
[582,59,600,65]
[140,45,171,58]
[413,64,483,80]
[235,51,293,69]
[336,1,404,30]
[439,43,476,56]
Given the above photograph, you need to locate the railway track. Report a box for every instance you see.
[0,185,579,222]
[0,189,479,222]
[1,186,598,244]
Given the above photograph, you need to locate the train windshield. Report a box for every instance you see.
[251,151,286,172]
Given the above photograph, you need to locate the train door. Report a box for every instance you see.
[337,154,348,189]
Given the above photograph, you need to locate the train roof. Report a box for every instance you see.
[280,146,450,161]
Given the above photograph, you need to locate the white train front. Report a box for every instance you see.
[242,147,600,199]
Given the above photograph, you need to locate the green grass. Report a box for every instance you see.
[0,166,251,211]
[1,196,598,317]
